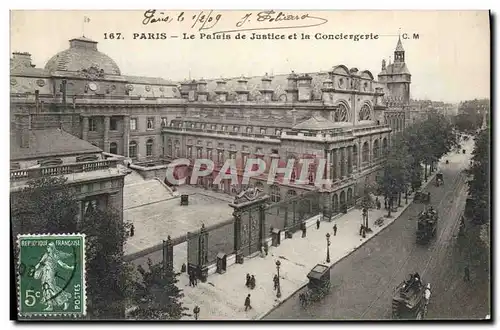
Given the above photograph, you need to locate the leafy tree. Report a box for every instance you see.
[11,176,79,234]
[11,176,132,319]
[466,129,490,224]
[377,134,409,217]
[128,259,188,320]
[80,208,133,319]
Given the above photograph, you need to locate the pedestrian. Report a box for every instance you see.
[273,274,279,290]
[424,283,431,307]
[359,224,364,236]
[244,294,252,311]
[194,274,198,286]
[245,273,251,288]
[464,265,471,282]
[250,275,256,290]
[333,224,337,236]
[189,272,195,287]
[376,199,381,210]
[130,224,135,237]
[301,223,307,238]
[316,218,320,230]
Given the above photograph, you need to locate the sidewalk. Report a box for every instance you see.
[177,172,439,320]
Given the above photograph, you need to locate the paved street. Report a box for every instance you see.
[265,139,490,320]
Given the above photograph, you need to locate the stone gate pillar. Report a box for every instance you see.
[229,187,270,264]
[198,224,209,282]
[162,235,174,274]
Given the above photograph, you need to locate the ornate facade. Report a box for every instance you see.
[10,35,413,214]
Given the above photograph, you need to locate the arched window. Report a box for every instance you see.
[109,142,118,155]
[269,184,281,203]
[359,104,371,120]
[382,138,388,155]
[352,145,358,169]
[362,141,369,164]
[167,140,172,156]
[146,139,154,157]
[340,191,346,207]
[129,141,137,158]
[174,141,180,158]
[286,190,297,199]
[373,139,379,160]
[332,194,339,213]
[347,188,353,206]
[254,181,264,191]
[334,103,349,122]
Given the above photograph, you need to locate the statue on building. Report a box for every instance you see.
[382,59,386,71]
[233,186,265,205]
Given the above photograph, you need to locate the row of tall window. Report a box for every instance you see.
[166,137,388,168]
[111,139,154,158]
[87,117,165,132]
[171,121,282,136]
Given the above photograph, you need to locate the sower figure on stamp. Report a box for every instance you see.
[34,242,74,311]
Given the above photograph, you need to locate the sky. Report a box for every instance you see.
[10,10,490,103]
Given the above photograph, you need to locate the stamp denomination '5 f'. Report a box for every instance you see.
[17,234,86,317]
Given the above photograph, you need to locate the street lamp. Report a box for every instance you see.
[276,260,282,298]
[326,233,331,263]
[193,305,200,320]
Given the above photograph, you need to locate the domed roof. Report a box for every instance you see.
[44,37,121,75]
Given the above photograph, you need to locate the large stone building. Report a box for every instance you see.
[10,34,413,215]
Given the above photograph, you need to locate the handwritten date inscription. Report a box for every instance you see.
[142,10,328,33]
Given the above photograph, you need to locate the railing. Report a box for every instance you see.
[10,159,119,181]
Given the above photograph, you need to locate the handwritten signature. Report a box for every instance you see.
[142,10,328,33]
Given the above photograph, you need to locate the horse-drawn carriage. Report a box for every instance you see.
[299,264,331,307]
[416,207,438,244]
[392,273,428,319]
[435,173,444,186]
[414,191,431,204]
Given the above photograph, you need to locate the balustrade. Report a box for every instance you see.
[10,159,118,181]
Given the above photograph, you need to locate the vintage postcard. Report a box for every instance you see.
[10,10,490,321]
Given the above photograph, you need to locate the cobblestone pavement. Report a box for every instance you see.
[265,139,490,320]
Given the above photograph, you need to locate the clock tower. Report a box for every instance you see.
[378,35,411,105]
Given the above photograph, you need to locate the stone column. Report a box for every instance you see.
[103,116,110,153]
[82,116,89,141]
[336,148,342,181]
[326,150,331,183]
[123,115,130,157]
[340,147,345,178]
[331,149,337,181]
[347,146,353,175]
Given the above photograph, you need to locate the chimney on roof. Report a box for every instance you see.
[215,78,228,102]
[197,79,208,102]
[297,74,312,102]
[286,71,298,102]
[11,52,34,68]
[259,73,274,102]
[321,79,334,104]
[236,76,249,102]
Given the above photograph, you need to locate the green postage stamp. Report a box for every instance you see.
[17,234,86,317]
